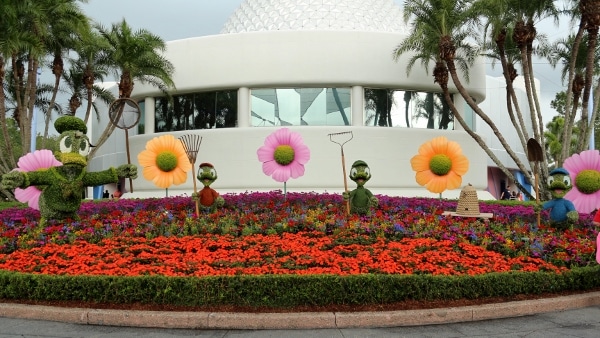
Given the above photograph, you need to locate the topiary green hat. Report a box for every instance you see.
[351,160,368,168]
[54,116,87,134]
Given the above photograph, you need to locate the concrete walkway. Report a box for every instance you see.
[1,292,600,337]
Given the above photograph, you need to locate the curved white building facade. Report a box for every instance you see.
[89,0,494,199]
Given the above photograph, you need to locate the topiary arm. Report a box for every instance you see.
[3,169,56,189]
[116,164,137,180]
[365,188,379,207]
[0,171,26,189]
[82,168,119,187]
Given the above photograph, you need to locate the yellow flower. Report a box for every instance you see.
[138,134,192,189]
[410,136,469,194]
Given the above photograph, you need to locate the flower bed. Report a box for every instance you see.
[0,192,597,272]
[0,192,598,308]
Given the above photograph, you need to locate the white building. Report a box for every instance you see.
[88,0,533,200]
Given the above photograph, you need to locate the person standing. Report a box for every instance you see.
[500,187,511,200]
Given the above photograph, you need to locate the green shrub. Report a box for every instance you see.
[1,266,599,309]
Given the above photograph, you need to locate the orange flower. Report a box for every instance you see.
[138,135,192,189]
[410,136,469,193]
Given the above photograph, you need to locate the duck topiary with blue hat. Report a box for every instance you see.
[542,167,579,228]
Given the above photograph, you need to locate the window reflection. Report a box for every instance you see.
[251,88,351,126]
[364,89,453,129]
[137,100,145,134]
[154,91,237,132]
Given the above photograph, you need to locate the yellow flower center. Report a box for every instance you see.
[429,154,452,176]
[575,169,600,194]
[156,151,178,172]
[274,145,295,166]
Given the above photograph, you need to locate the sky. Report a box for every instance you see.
[79,0,574,120]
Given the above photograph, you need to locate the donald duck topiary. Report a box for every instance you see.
[0,116,137,225]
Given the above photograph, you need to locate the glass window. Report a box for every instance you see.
[364,88,454,129]
[137,100,145,134]
[154,90,237,132]
[251,88,351,126]
[463,101,475,131]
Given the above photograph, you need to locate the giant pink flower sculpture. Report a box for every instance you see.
[257,128,310,182]
[14,149,62,210]
[563,149,600,214]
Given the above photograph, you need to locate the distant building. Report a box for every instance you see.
[88,0,532,200]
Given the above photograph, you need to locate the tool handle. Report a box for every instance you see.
[341,151,350,215]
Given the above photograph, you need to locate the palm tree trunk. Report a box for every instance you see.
[495,35,529,154]
[560,25,585,163]
[442,88,535,199]
[404,91,412,127]
[446,59,538,195]
[578,27,599,151]
[584,77,600,149]
[0,56,17,170]
[42,71,62,148]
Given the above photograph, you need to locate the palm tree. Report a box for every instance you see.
[540,33,600,164]
[0,0,45,170]
[39,0,90,146]
[0,0,90,164]
[394,0,537,198]
[578,0,600,152]
[549,0,600,163]
[89,19,176,158]
[544,115,578,166]
[478,3,530,159]
[69,29,114,124]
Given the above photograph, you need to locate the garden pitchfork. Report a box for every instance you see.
[328,131,353,215]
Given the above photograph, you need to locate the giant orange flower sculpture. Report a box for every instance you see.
[138,135,192,189]
[410,136,469,194]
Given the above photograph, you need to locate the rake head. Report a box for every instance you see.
[328,131,353,146]
[179,134,203,163]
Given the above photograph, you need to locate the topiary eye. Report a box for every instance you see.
[563,176,571,186]
[79,139,90,156]
[350,167,358,177]
[59,136,73,153]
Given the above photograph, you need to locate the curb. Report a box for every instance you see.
[2,292,600,329]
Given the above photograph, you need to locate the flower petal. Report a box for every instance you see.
[415,170,435,186]
[272,166,291,182]
[410,155,430,172]
[288,161,305,179]
[257,145,275,162]
[15,187,42,210]
[425,175,448,194]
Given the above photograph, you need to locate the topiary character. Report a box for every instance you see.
[342,160,378,215]
[0,116,137,225]
[542,167,579,228]
[192,162,224,213]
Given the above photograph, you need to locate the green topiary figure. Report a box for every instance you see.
[342,160,379,215]
[192,162,224,213]
[542,167,579,229]
[0,116,137,225]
